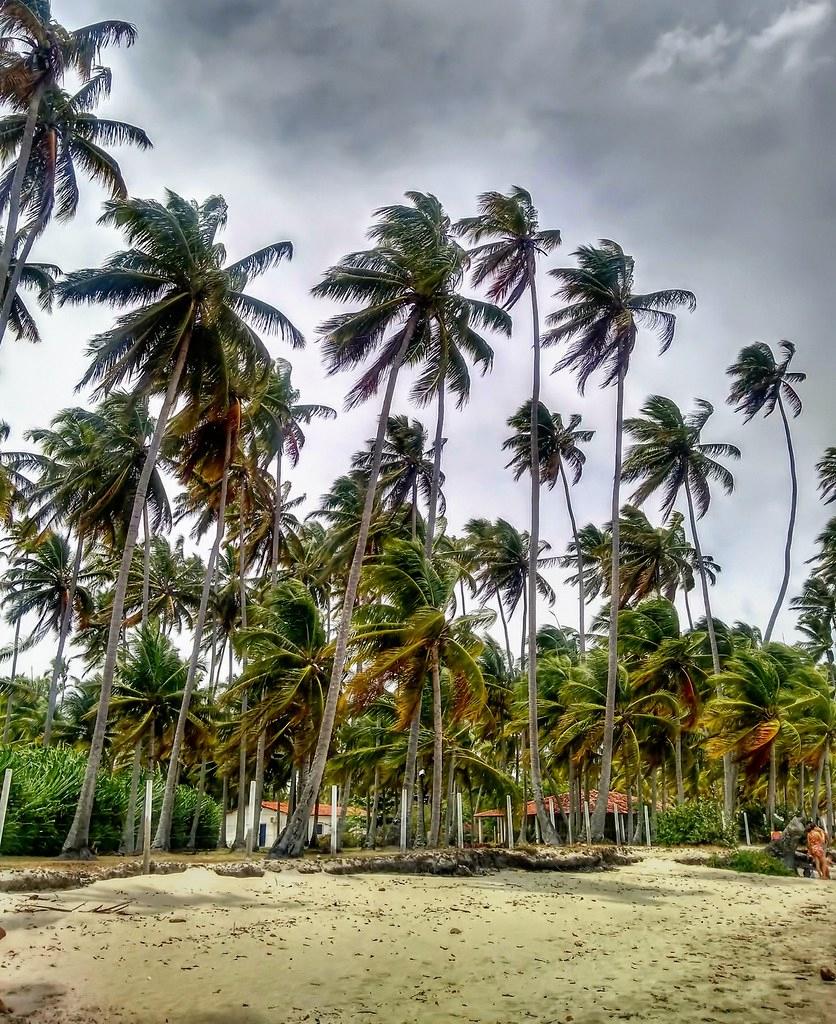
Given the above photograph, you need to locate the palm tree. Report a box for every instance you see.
[0,69,151,343]
[275,192,499,857]
[455,187,561,844]
[0,2,136,328]
[57,191,301,858]
[247,358,335,582]
[817,448,836,506]
[727,341,805,643]
[0,238,59,343]
[504,400,593,655]
[352,415,438,540]
[545,240,696,839]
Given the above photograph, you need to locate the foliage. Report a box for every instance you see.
[655,799,737,847]
[707,850,793,877]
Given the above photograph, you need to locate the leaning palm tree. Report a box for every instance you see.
[621,395,739,814]
[545,240,696,839]
[455,186,561,844]
[57,191,301,858]
[0,238,59,343]
[727,341,805,643]
[0,2,136,325]
[274,192,506,857]
[504,400,593,655]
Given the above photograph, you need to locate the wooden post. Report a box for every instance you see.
[0,768,12,849]
[245,780,256,856]
[330,784,338,855]
[743,812,751,847]
[142,778,153,875]
[399,787,408,853]
[567,807,573,846]
[643,805,652,848]
[456,791,464,848]
[506,795,514,850]
[477,817,483,845]
[583,800,591,845]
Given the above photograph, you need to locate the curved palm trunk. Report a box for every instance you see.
[271,316,418,857]
[44,535,84,746]
[428,649,444,846]
[558,464,586,657]
[0,83,44,347]
[270,446,283,585]
[682,585,694,630]
[3,616,22,744]
[763,396,798,644]
[683,475,734,817]
[0,193,51,345]
[590,364,626,842]
[62,330,192,858]
[526,271,557,845]
[152,424,232,851]
[142,503,151,627]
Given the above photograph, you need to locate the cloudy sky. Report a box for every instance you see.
[2,0,834,671]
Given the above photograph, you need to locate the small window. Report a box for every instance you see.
[316,823,324,835]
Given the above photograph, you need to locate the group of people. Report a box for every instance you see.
[805,821,832,879]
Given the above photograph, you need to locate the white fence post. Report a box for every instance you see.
[506,795,514,850]
[245,780,256,856]
[643,805,652,848]
[743,812,751,847]
[399,787,408,853]
[142,778,153,875]
[613,808,621,847]
[583,800,591,845]
[330,784,339,855]
[456,791,464,848]
[0,768,12,849]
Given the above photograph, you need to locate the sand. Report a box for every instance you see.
[1,853,834,1023]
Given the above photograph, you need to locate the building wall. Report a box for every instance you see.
[221,806,335,847]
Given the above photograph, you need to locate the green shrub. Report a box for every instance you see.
[707,850,793,877]
[0,745,220,856]
[655,799,737,847]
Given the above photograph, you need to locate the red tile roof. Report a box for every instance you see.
[260,801,365,817]
[475,791,631,818]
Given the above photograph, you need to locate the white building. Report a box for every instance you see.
[221,799,363,848]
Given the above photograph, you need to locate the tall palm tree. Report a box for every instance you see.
[455,186,561,844]
[57,191,301,858]
[247,358,335,582]
[0,68,151,343]
[274,192,503,857]
[504,400,593,655]
[0,238,59,342]
[621,395,739,811]
[727,341,805,643]
[0,2,136,327]
[545,240,696,839]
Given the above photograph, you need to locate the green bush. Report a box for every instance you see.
[707,850,793,877]
[655,799,737,847]
[0,745,220,856]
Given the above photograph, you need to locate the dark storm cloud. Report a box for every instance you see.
[2,0,835,661]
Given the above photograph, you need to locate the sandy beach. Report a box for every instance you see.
[1,854,834,1024]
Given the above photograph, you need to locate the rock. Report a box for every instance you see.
[0,926,5,940]
[820,967,835,982]
[767,816,806,869]
[450,927,462,935]
[212,862,264,879]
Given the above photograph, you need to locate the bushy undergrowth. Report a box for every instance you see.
[0,746,219,856]
[655,799,737,847]
[707,850,794,877]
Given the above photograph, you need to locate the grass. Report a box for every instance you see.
[707,849,794,877]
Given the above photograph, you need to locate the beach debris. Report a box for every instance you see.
[213,861,264,879]
[0,926,5,940]
[820,967,835,982]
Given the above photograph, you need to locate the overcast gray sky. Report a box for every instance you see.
[2,0,834,673]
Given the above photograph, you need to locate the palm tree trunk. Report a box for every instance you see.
[683,474,734,817]
[567,753,576,838]
[403,698,421,847]
[188,760,207,851]
[428,649,444,846]
[272,314,418,857]
[559,464,586,657]
[142,503,151,627]
[459,579,467,616]
[0,198,50,346]
[44,535,84,746]
[0,83,44,346]
[3,616,22,744]
[590,362,626,842]
[62,329,193,858]
[674,730,686,805]
[767,744,777,829]
[410,479,418,541]
[368,762,380,848]
[337,770,353,852]
[683,586,694,630]
[496,589,514,673]
[813,750,824,820]
[152,422,232,851]
[517,729,528,845]
[763,395,798,644]
[825,740,833,836]
[217,774,228,849]
[121,740,143,855]
[444,753,457,845]
[251,729,266,850]
[233,502,250,852]
[425,379,445,557]
[270,446,284,584]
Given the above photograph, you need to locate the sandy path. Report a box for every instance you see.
[1,856,834,1023]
